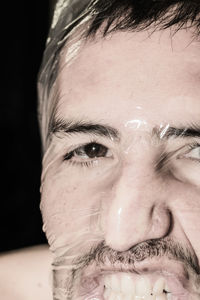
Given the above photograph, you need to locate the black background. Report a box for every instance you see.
[1,1,54,252]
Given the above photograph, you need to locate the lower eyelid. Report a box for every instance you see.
[185,157,200,163]
[71,160,95,167]
[63,152,114,169]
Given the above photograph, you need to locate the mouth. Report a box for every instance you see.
[75,259,199,300]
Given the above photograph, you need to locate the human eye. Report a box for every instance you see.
[159,142,200,186]
[179,143,200,162]
[63,142,112,167]
[170,142,200,186]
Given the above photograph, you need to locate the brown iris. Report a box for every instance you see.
[64,143,108,160]
[79,143,108,158]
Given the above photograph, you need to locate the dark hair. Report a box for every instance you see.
[38,0,200,149]
[86,0,200,37]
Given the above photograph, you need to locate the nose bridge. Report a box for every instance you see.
[104,162,171,251]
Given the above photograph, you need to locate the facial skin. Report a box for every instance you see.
[41,27,200,299]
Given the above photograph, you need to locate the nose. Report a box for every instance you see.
[105,164,171,252]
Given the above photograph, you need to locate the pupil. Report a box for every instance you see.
[85,143,107,158]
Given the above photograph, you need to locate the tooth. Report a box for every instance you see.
[111,274,121,292]
[135,277,152,297]
[167,293,172,300]
[164,283,171,300]
[153,278,165,294]
[103,287,111,299]
[145,296,156,300]
[156,295,167,300]
[125,295,134,300]
[120,273,135,294]
[164,282,170,293]
[115,293,124,300]
[104,275,112,289]
[109,291,116,300]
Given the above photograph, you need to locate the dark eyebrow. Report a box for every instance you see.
[160,125,200,139]
[49,117,120,141]
[49,117,200,144]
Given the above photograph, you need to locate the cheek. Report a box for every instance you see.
[40,163,116,252]
[170,184,200,258]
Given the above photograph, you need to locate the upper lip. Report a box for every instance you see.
[79,258,199,298]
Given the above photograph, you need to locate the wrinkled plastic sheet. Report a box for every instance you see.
[37,1,200,299]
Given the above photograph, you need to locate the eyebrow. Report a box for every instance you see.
[160,125,200,139]
[49,118,200,141]
[49,117,120,141]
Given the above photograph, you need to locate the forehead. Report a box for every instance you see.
[56,28,200,129]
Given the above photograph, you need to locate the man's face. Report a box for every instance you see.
[41,28,200,299]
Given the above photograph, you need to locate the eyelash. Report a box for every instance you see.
[185,142,200,154]
[66,159,95,168]
[187,142,200,151]
[63,141,108,168]
[183,142,200,162]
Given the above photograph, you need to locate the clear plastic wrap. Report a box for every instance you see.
[37,1,200,299]
[37,0,92,150]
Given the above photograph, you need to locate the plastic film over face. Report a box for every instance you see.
[37,0,94,150]
[38,1,200,300]
[41,119,200,300]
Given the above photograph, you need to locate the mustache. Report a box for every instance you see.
[73,237,200,276]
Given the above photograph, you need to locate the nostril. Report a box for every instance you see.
[167,210,173,235]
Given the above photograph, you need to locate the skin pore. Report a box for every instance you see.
[39,26,200,299]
